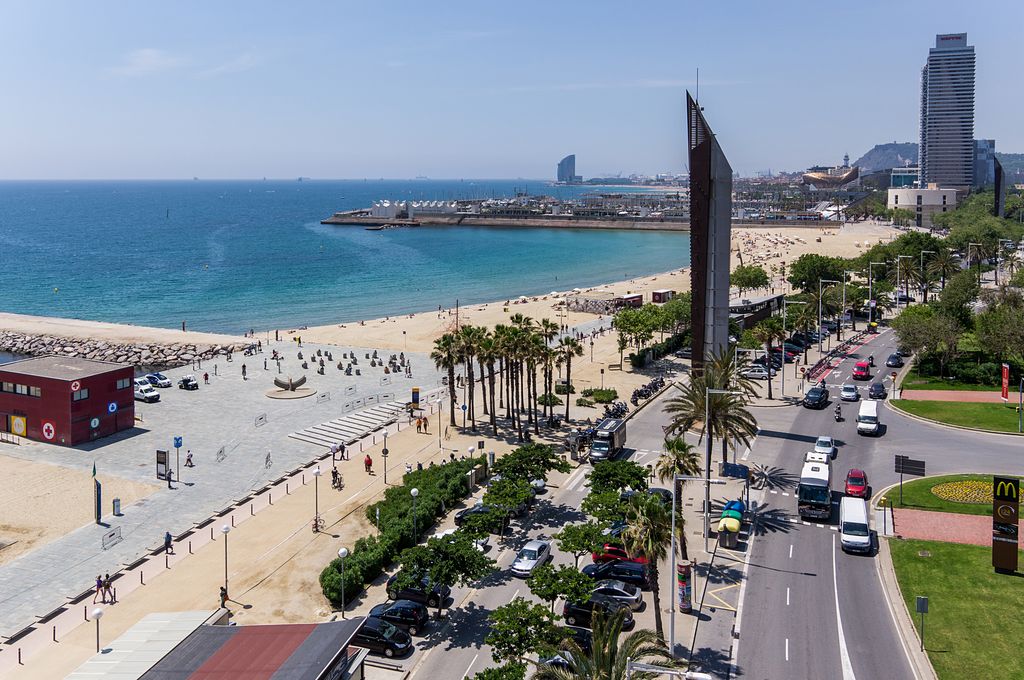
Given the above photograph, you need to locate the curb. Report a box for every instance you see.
[886,400,1024,438]
[876,537,939,680]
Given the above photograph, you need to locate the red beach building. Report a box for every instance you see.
[0,356,135,446]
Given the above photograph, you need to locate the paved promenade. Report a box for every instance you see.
[893,508,991,546]
[900,389,1007,403]
[0,340,441,638]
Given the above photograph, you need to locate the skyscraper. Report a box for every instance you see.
[919,33,975,188]
[556,154,576,183]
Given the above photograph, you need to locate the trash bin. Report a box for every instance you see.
[112,498,121,516]
[721,530,738,549]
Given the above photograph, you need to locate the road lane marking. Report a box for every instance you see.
[786,587,790,606]
[789,544,793,559]
[785,638,789,661]
[832,534,858,680]
[782,492,790,497]
[462,653,479,679]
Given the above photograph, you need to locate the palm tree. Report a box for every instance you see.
[749,317,785,400]
[459,325,485,432]
[431,333,460,427]
[478,332,498,427]
[928,249,960,290]
[532,609,673,680]
[655,437,701,560]
[622,495,673,638]
[557,337,584,421]
[791,303,818,364]
[536,319,561,423]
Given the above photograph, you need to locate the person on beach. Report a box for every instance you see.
[203,372,209,384]
[185,450,194,467]
[241,364,247,380]
[364,454,373,474]
[94,575,104,604]
[164,531,174,555]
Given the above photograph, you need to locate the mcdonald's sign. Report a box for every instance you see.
[992,476,1020,574]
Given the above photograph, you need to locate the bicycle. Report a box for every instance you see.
[312,515,326,533]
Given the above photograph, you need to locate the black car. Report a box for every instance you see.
[885,353,904,368]
[386,574,451,608]
[803,387,830,409]
[619,487,672,507]
[562,595,635,630]
[582,560,650,590]
[177,376,199,390]
[368,599,430,635]
[558,625,593,654]
[787,335,811,349]
[868,382,887,399]
[352,616,414,658]
[453,503,494,527]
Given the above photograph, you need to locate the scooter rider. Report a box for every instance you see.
[834,403,842,421]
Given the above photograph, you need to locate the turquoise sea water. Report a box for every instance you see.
[0,180,689,334]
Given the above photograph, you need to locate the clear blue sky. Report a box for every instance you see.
[1,1,1021,179]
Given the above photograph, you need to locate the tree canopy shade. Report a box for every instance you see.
[492,442,570,483]
[731,264,770,294]
[472,664,526,680]
[486,596,564,664]
[528,563,594,612]
[787,253,848,293]
[588,460,649,494]
[394,530,496,616]
[936,270,981,328]
[554,521,608,568]
[622,494,674,638]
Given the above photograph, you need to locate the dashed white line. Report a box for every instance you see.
[462,653,480,679]
[782,492,790,497]
[786,587,790,606]
[785,638,790,662]
[802,521,811,526]
[789,544,793,559]
[832,534,858,680]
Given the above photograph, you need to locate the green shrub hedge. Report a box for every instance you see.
[537,393,563,406]
[587,388,619,403]
[575,397,595,408]
[319,455,486,607]
[554,382,575,395]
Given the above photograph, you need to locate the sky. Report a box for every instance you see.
[1,1,1021,180]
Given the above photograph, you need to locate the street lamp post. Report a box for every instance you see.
[411,488,420,543]
[818,279,840,353]
[896,255,913,308]
[90,607,104,653]
[841,271,855,340]
[221,524,230,595]
[313,467,322,530]
[337,547,349,618]
[782,299,806,397]
[868,261,888,325]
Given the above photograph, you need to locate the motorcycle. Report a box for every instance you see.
[834,406,843,422]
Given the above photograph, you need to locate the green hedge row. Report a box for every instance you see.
[628,331,689,368]
[319,456,486,607]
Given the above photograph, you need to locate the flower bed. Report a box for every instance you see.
[930,480,991,505]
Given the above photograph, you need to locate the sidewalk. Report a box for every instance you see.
[899,389,1006,403]
[892,508,991,547]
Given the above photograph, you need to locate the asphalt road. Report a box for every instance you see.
[736,327,1024,680]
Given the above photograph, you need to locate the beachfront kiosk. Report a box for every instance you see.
[0,356,135,446]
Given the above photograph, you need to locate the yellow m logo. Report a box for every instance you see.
[995,481,1018,500]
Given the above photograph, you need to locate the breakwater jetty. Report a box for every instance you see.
[0,331,245,368]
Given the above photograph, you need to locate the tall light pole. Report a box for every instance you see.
[313,467,322,531]
[703,388,743,552]
[411,488,420,543]
[818,279,840,353]
[90,607,104,653]
[868,261,888,325]
[782,299,806,397]
[896,255,913,308]
[220,524,231,596]
[841,271,855,340]
[337,547,349,618]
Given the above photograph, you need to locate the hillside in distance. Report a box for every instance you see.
[852,142,918,172]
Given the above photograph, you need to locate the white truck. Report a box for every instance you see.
[797,459,832,520]
[590,418,627,462]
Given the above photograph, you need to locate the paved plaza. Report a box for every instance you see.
[0,339,442,637]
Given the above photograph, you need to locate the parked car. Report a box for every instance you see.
[134,379,160,403]
[898,346,912,357]
[368,600,430,635]
[431,528,489,552]
[510,539,552,577]
[561,595,635,630]
[885,353,904,368]
[782,342,805,355]
[868,382,887,400]
[852,362,871,380]
[582,560,651,590]
[840,384,860,402]
[803,386,830,409]
[601,520,628,539]
[619,487,672,508]
[675,347,693,359]
[351,617,414,658]
[740,366,774,380]
[453,502,493,527]
[591,579,643,610]
[385,574,451,609]
[145,372,172,388]
[177,375,199,390]
[591,543,648,565]
[787,335,811,349]
[813,436,836,458]
[845,469,869,498]
[896,293,916,303]
[770,348,797,363]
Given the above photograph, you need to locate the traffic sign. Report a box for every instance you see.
[174,436,183,448]
[90,417,100,429]
[70,381,81,392]
[461,403,468,411]
[41,421,56,440]
[894,455,926,476]
[108,402,118,414]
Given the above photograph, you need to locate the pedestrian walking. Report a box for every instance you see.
[103,574,114,604]
[185,450,194,467]
[220,586,229,608]
[364,454,373,474]
[264,358,267,370]
[241,364,247,380]
[203,372,209,384]
[422,418,429,434]
[340,442,348,460]
[449,452,456,463]
[167,468,174,489]
[93,575,104,604]
[417,461,423,471]
[164,531,174,555]
[405,462,412,475]
[415,418,422,433]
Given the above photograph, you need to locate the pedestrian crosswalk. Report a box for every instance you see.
[288,401,406,448]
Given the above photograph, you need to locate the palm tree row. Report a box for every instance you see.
[430,317,583,441]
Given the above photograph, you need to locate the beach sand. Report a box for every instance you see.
[0,313,247,346]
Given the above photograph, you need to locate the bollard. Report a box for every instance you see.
[302,473,305,484]
[53,625,57,643]
[231,515,235,527]
[210,526,214,540]
[286,482,289,494]
[269,492,273,505]
[140,570,144,586]
[18,648,22,665]
[166,554,169,569]
[250,503,254,515]
[189,540,193,555]
[84,605,88,621]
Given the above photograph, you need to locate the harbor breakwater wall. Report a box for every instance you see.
[321,213,840,231]
[0,331,247,369]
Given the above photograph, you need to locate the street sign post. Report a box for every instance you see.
[156,450,169,480]
[992,476,1020,574]
[915,596,928,651]
[894,455,926,504]
[173,436,183,481]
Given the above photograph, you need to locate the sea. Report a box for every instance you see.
[0,180,689,334]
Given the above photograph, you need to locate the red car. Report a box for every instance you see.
[591,543,648,565]
[845,468,869,498]
[852,362,871,380]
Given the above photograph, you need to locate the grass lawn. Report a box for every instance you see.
[892,399,1023,433]
[901,369,1000,392]
[881,474,1021,516]
[889,539,1024,680]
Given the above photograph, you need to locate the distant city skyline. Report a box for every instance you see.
[1,1,1022,180]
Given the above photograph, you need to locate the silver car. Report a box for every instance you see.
[814,436,836,458]
[591,579,643,610]
[510,539,551,577]
[840,384,860,402]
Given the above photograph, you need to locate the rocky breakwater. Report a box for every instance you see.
[0,331,247,369]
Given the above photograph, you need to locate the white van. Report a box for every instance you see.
[839,497,872,553]
[134,378,160,403]
[856,400,880,436]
